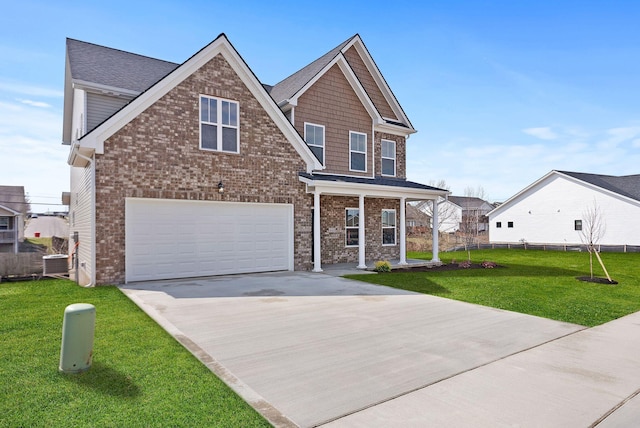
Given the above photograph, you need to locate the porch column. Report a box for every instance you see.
[357,194,367,269]
[313,190,322,272]
[398,197,407,265]
[431,199,440,262]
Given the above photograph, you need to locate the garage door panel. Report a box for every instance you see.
[125,199,293,282]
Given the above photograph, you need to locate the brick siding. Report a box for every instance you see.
[93,54,312,284]
[320,195,401,264]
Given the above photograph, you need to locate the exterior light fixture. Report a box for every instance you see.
[218,181,225,194]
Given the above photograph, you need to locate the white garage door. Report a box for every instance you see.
[125,198,294,282]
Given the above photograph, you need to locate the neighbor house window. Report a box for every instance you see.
[381,140,396,176]
[304,123,325,165]
[382,209,396,245]
[349,131,367,172]
[345,208,359,246]
[0,217,8,230]
[496,222,502,228]
[200,95,239,153]
[508,221,514,228]
[574,220,582,231]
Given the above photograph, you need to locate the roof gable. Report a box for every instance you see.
[489,170,640,217]
[269,35,414,132]
[0,186,25,214]
[72,34,322,172]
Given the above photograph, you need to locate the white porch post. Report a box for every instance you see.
[399,197,407,265]
[431,198,440,262]
[357,194,367,269]
[313,190,322,272]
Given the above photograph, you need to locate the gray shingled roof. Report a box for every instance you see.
[66,38,179,93]
[559,170,640,202]
[299,173,447,192]
[0,186,26,214]
[268,36,356,104]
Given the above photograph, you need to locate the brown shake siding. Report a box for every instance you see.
[295,65,373,176]
[374,132,406,179]
[343,46,397,120]
[320,196,401,264]
[93,54,312,284]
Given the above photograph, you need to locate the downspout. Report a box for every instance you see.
[69,144,96,287]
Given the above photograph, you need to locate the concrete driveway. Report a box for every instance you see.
[120,271,640,427]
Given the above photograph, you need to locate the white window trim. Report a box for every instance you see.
[199,94,240,154]
[304,122,325,166]
[345,207,360,247]
[381,139,396,177]
[382,209,397,246]
[349,131,367,173]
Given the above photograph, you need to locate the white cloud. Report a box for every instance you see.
[18,98,51,108]
[0,79,63,98]
[597,126,640,149]
[522,127,558,140]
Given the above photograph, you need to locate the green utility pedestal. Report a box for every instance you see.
[59,303,95,374]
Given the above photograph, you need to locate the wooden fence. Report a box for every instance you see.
[0,253,44,278]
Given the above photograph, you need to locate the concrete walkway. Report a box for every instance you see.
[120,271,640,427]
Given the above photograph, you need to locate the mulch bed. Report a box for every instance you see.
[576,276,618,285]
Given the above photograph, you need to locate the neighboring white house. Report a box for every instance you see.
[414,198,461,233]
[488,170,640,246]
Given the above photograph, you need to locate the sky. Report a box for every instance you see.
[1,0,639,211]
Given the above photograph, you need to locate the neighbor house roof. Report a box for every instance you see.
[448,196,493,210]
[0,186,26,214]
[66,38,179,93]
[559,171,640,203]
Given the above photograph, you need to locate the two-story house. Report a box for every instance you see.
[63,33,448,285]
[0,186,26,254]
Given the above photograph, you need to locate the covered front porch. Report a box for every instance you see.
[299,173,450,272]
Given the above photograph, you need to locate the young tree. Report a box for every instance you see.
[579,200,612,281]
[458,186,488,260]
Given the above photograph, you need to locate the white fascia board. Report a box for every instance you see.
[0,204,20,216]
[299,176,449,201]
[77,35,322,172]
[345,36,414,129]
[375,121,417,137]
[289,55,382,124]
[73,80,140,98]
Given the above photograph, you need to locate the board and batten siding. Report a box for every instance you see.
[86,93,131,133]
[69,163,94,285]
[490,174,640,246]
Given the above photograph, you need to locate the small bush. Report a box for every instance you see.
[482,261,497,269]
[374,260,392,273]
[458,260,472,269]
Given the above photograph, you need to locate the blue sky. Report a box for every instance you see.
[1,0,639,211]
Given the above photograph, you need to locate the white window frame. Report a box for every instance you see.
[345,208,360,247]
[349,131,367,172]
[199,95,240,153]
[382,209,397,246]
[304,122,325,165]
[381,139,396,177]
[0,217,9,230]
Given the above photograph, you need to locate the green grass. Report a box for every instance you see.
[346,249,640,327]
[0,279,269,427]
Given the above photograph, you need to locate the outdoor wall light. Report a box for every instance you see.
[218,181,225,194]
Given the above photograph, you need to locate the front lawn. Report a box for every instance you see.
[346,249,640,327]
[0,279,269,427]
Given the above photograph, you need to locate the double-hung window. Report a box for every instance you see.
[349,131,367,172]
[381,140,396,176]
[0,217,8,230]
[304,123,325,165]
[200,95,239,153]
[345,208,359,247]
[382,209,396,245]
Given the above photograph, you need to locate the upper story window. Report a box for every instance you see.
[0,217,9,230]
[349,131,367,172]
[496,221,502,228]
[304,123,325,165]
[574,220,582,231]
[381,139,396,176]
[345,208,359,247]
[200,95,239,153]
[382,209,397,245]
[508,221,514,228]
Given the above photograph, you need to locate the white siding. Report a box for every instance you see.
[69,163,94,285]
[86,93,130,133]
[490,174,640,246]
